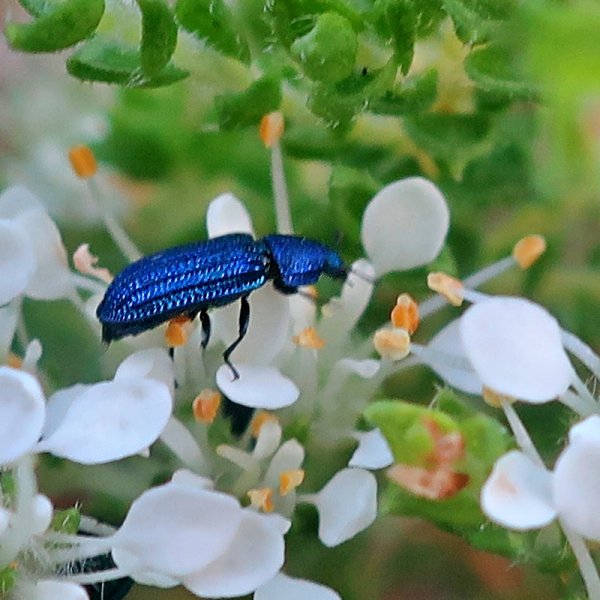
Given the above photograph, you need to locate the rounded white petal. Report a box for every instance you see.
[460,297,572,402]
[212,284,291,365]
[334,358,380,379]
[554,418,600,541]
[171,469,214,490]
[206,193,255,238]
[0,220,36,305]
[255,573,341,600]
[216,364,299,409]
[31,494,53,535]
[289,290,316,332]
[310,468,377,547]
[360,177,449,276]
[183,510,285,598]
[123,570,179,588]
[424,319,482,395]
[113,483,243,577]
[15,209,72,300]
[0,302,19,358]
[253,420,283,460]
[0,186,44,218]
[481,451,556,530]
[349,429,394,470]
[40,379,172,464]
[0,367,46,465]
[32,580,89,600]
[115,348,175,398]
[44,384,91,439]
[264,440,305,489]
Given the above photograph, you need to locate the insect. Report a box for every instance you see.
[96,233,348,378]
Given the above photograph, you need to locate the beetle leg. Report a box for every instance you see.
[223,295,250,380]
[199,310,211,349]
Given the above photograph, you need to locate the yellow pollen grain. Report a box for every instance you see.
[512,234,546,269]
[6,353,23,369]
[250,411,279,437]
[279,469,305,496]
[193,389,222,424]
[259,112,285,148]
[427,272,464,306]
[482,386,516,408]
[247,488,274,512]
[165,317,191,347]
[373,327,410,361]
[68,145,98,179]
[391,293,420,334]
[293,326,325,350]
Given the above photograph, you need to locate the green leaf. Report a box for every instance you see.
[0,564,18,595]
[443,0,495,45]
[137,0,178,77]
[370,68,437,115]
[291,12,357,84]
[51,507,81,534]
[6,0,105,52]
[18,0,49,17]
[466,44,538,101]
[67,39,189,87]
[384,0,416,74]
[215,76,281,129]
[175,0,250,63]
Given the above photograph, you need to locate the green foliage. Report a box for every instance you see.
[0,564,18,595]
[138,0,179,77]
[51,507,81,534]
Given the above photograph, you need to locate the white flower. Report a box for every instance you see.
[349,429,394,470]
[29,580,89,600]
[254,572,341,600]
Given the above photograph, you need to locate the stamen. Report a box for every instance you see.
[373,328,410,360]
[250,411,279,438]
[427,272,464,306]
[482,386,516,408]
[73,244,113,284]
[192,389,222,424]
[293,326,326,350]
[6,353,22,369]
[68,145,97,179]
[165,316,192,347]
[279,469,305,495]
[391,294,420,334]
[259,112,285,148]
[512,234,546,269]
[247,488,274,512]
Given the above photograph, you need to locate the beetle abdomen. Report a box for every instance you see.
[97,233,269,342]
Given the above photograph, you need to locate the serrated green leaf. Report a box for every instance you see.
[385,0,416,74]
[51,507,81,534]
[291,12,358,84]
[443,0,495,45]
[6,0,105,53]
[137,0,178,77]
[67,39,188,87]
[370,68,437,115]
[175,0,250,63]
[215,76,281,129]
[466,44,538,101]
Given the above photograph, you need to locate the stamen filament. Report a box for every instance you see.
[500,400,544,467]
[562,329,600,380]
[561,521,600,600]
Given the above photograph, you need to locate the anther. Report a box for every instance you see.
[427,272,464,306]
[165,316,192,347]
[68,145,98,179]
[250,411,279,438]
[482,386,516,408]
[279,469,305,496]
[293,326,326,350]
[193,388,222,424]
[73,244,113,284]
[512,234,546,269]
[247,488,274,512]
[259,112,285,148]
[373,327,410,360]
[391,294,420,334]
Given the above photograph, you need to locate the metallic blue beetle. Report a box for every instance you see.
[96,233,347,378]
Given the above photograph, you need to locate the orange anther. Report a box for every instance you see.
[293,326,325,350]
[279,469,305,496]
[512,234,546,269]
[482,386,516,408]
[192,389,222,424]
[68,145,97,179]
[259,112,285,148]
[247,488,274,512]
[427,272,464,306]
[373,328,410,361]
[6,353,23,369]
[165,317,191,347]
[250,411,279,438]
[391,293,420,334]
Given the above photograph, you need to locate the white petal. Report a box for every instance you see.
[15,209,72,300]
[255,573,341,600]
[115,348,175,398]
[183,510,285,598]
[32,580,89,600]
[171,469,214,490]
[0,507,10,536]
[264,440,305,489]
[289,290,317,333]
[253,420,283,460]
[481,451,556,530]
[349,429,394,470]
[206,193,255,238]
[125,570,179,588]
[39,379,172,464]
[211,284,291,365]
[0,302,19,358]
[31,494,53,535]
[424,319,482,395]
[160,417,205,471]
[0,186,44,218]
[360,177,449,276]
[334,358,380,379]
[112,483,243,577]
[44,384,91,439]
[460,297,572,402]
[216,364,299,409]
[554,418,600,541]
[0,220,36,305]
[23,339,43,373]
[309,468,377,547]
[0,367,46,465]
